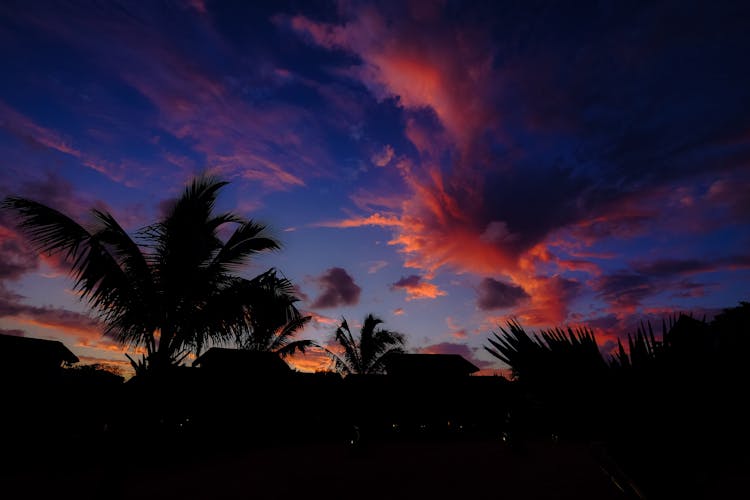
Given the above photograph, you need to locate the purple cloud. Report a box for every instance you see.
[310,267,361,309]
[0,328,25,337]
[476,278,529,311]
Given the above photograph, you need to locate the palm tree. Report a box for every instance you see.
[327,314,406,375]
[1,175,296,373]
[236,268,316,357]
[485,320,608,385]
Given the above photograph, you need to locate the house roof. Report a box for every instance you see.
[383,353,479,377]
[0,333,79,366]
[192,348,290,374]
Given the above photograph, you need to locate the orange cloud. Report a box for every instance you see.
[305,311,338,326]
[390,275,446,301]
[285,347,332,373]
[316,213,403,228]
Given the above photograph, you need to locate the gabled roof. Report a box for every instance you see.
[383,353,479,378]
[0,333,79,366]
[193,348,290,374]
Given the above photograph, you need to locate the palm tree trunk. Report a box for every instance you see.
[154,326,173,374]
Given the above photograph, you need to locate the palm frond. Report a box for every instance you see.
[276,339,319,358]
[328,314,406,375]
[212,220,280,271]
[3,175,294,376]
[268,315,313,351]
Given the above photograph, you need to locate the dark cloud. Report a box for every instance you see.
[0,328,25,337]
[17,172,84,217]
[391,275,421,289]
[310,267,361,309]
[0,284,100,338]
[633,256,750,277]
[594,272,655,311]
[597,256,750,311]
[476,278,529,311]
[0,233,38,280]
[670,280,711,299]
[585,314,619,332]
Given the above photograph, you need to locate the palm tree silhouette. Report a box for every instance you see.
[327,314,406,375]
[236,268,316,357]
[2,175,293,373]
[485,320,608,385]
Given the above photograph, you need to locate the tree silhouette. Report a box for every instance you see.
[2,175,293,373]
[236,268,316,357]
[327,314,405,375]
[485,320,608,385]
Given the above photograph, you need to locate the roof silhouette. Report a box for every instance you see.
[192,348,291,375]
[0,333,79,372]
[383,353,479,377]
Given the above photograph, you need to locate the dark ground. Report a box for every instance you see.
[2,439,629,500]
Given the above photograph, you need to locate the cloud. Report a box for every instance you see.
[0,225,38,281]
[305,311,338,326]
[4,4,341,193]
[445,316,468,339]
[393,307,405,316]
[367,260,388,274]
[297,2,750,325]
[632,256,750,277]
[285,346,332,373]
[476,278,529,311]
[595,255,750,312]
[316,213,402,229]
[0,328,25,337]
[0,102,132,185]
[390,274,446,301]
[0,284,102,341]
[310,267,361,309]
[371,144,395,167]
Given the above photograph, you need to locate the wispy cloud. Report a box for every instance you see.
[297,1,750,326]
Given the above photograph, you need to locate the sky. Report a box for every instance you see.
[1,0,749,376]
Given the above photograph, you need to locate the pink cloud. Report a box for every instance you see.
[8,6,333,193]
[289,8,499,152]
[371,144,395,167]
[0,102,135,185]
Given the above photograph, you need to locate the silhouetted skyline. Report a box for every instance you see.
[1,0,749,375]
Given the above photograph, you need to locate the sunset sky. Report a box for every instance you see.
[1,0,749,375]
